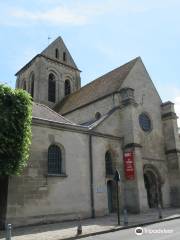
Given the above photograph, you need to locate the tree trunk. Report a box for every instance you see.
[0,176,8,230]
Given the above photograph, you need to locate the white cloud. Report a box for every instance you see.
[174,96,180,127]
[2,0,179,27]
[5,1,114,26]
[10,6,87,26]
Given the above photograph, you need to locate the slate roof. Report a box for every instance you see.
[54,57,139,115]
[32,102,76,125]
[81,107,119,129]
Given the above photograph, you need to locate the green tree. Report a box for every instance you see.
[0,84,32,176]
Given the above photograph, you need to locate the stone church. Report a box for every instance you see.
[1,37,180,227]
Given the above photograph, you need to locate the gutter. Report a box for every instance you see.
[89,134,95,218]
[32,117,123,141]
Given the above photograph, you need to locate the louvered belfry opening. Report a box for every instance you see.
[64,79,71,96]
[31,74,34,98]
[48,73,56,102]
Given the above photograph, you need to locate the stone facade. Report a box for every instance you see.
[15,37,81,108]
[1,37,180,228]
[6,118,123,227]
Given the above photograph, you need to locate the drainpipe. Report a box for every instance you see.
[89,134,95,218]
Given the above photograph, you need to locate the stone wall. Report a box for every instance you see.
[64,58,171,211]
[63,94,120,124]
[91,136,123,216]
[6,121,123,227]
[6,124,91,226]
[16,56,80,108]
[42,37,77,69]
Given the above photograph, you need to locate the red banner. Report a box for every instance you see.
[123,152,135,180]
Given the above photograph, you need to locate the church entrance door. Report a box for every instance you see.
[107,180,116,213]
[144,171,159,208]
[107,181,113,213]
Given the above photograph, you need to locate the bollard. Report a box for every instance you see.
[123,209,128,226]
[6,224,12,240]
[77,217,82,235]
[158,204,162,219]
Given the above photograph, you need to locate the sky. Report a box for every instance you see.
[0,0,180,126]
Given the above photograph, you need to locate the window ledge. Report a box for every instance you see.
[47,173,68,178]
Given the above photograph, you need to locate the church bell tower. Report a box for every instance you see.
[15,37,81,108]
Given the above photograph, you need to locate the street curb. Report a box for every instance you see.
[59,215,180,240]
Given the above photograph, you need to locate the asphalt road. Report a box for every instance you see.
[82,219,180,240]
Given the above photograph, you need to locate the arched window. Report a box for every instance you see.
[48,73,56,102]
[105,151,113,176]
[23,80,26,90]
[64,79,71,96]
[48,145,62,175]
[55,48,59,59]
[30,73,34,98]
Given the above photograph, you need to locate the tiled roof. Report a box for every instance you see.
[54,57,139,115]
[32,102,75,125]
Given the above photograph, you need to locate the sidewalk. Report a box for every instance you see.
[1,208,180,240]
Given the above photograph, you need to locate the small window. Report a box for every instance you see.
[55,48,59,59]
[48,145,62,175]
[64,79,71,96]
[48,73,56,102]
[105,151,113,176]
[95,112,101,120]
[139,113,152,132]
[23,80,26,90]
[30,73,34,98]
[63,52,66,62]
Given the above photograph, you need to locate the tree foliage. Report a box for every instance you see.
[0,84,32,176]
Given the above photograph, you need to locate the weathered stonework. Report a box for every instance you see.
[1,37,180,228]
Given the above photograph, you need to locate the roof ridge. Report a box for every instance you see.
[70,57,139,96]
[83,57,139,88]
